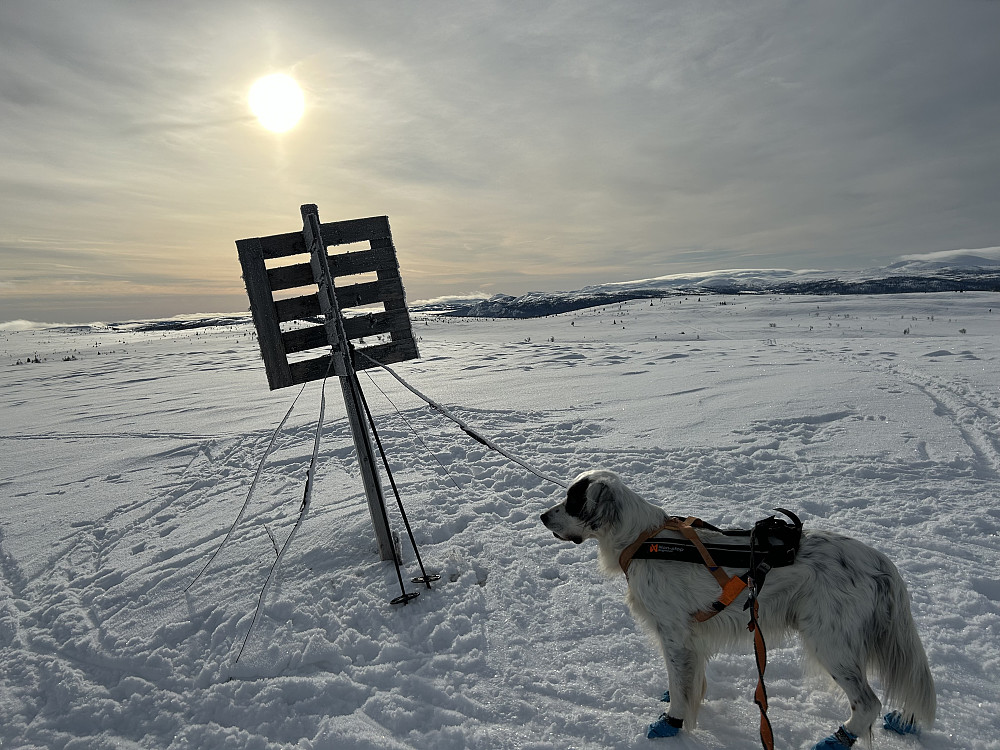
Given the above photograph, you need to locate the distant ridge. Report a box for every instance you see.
[441,266,1000,319]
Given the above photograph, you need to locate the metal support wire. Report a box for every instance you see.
[185,381,308,594]
[233,368,330,666]
[355,350,568,490]
[363,369,464,493]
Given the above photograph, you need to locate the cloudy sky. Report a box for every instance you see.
[1,0,999,322]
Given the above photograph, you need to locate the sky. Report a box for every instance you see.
[1,0,999,323]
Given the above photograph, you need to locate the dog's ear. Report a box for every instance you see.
[581,477,620,530]
[565,477,591,517]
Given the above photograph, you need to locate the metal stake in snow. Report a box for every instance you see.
[236,205,420,563]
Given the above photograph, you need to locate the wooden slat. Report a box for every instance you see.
[343,309,413,340]
[335,279,405,310]
[273,285,408,324]
[281,309,415,355]
[328,245,398,277]
[353,339,420,371]
[287,354,339,386]
[267,246,400,292]
[267,262,313,292]
[286,339,419,385]
[286,336,418,385]
[320,216,391,247]
[249,216,391,261]
[236,237,293,390]
[257,231,307,260]
[281,324,328,354]
[274,293,321,323]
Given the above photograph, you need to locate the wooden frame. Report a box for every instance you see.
[236,213,419,390]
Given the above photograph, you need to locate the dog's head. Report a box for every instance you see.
[540,469,625,544]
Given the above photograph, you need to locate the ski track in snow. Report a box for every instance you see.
[1,293,1000,749]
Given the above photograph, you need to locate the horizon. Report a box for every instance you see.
[2,1,1000,324]
[3,245,999,329]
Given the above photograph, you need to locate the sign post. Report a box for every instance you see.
[236,205,420,561]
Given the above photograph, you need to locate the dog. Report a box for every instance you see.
[540,469,935,748]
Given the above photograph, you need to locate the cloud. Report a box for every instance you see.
[410,292,492,306]
[1,0,999,322]
[0,319,47,331]
[899,246,1000,264]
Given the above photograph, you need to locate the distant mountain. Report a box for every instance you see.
[437,255,1000,319]
[433,289,669,319]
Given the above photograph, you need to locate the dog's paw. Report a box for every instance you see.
[811,726,857,749]
[883,710,920,737]
[647,713,682,739]
[660,690,670,702]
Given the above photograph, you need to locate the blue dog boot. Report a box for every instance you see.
[812,726,858,749]
[660,690,670,702]
[647,713,682,739]
[884,710,920,736]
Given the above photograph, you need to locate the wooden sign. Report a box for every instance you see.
[235,205,421,562]
[236,208,419,390]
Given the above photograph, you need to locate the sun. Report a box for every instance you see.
[248,74,304,133]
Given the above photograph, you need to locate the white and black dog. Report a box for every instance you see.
[540,469,935,748]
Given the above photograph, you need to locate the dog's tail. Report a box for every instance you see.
[871,569,936,728]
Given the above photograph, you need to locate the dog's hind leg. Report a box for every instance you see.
[813,656,882,741]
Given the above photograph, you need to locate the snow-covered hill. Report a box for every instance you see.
[439,252,1000,318]
[2,291,999,748]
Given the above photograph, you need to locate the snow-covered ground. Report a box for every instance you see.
[2,292,999,749]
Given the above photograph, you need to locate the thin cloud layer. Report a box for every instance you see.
[1,0,999,322]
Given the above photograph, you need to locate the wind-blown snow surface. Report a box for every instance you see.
[2,292,999,749]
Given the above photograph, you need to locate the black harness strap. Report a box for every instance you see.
[619,510,803,621]
[632,537,763,567]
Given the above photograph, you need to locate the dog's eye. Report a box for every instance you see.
[565,478,590,517]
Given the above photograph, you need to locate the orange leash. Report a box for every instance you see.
[749,596,775,750]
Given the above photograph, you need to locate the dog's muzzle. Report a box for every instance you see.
[540,510,583,544]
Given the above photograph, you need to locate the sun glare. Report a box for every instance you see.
[248,74,304,133]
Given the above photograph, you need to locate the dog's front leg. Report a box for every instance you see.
[655,631,707,731]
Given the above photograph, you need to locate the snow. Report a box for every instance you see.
[2,291,999,749]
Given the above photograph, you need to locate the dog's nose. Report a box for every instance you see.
[540,510,551,526]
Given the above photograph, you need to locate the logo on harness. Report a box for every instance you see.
[647,543,689,555]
